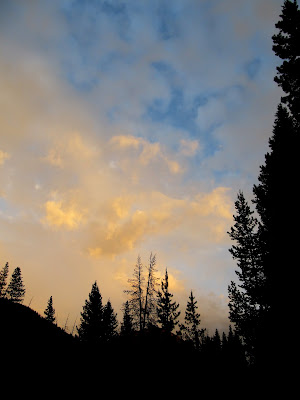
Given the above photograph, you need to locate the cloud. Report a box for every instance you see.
[0,150,10,165]
[44,132,99,169]
[87,187,233,258]
[42,200,85,230]
[179,139,199,157]
[110,134,183,174]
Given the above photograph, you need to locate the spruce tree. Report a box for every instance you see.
[102,300,118,341]
[77,281,104,343]
[180,291,204,350]
[252,105,298,314]
[227,191,265,361]
[227,1,300,368]
[121,300,134,336]
[0,262,9,298]
[6,267,25,303]
[156,269,180,333]
[44,296,56,323]
[272,0,300,125]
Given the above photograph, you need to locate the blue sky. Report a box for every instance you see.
[0,0,283,332]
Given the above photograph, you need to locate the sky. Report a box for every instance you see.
[0,0,283,334]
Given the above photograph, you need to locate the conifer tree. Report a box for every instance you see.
[6,267,25,303]
[180,291,204,350]
[0,262,9,298]
[77,281,104,343]
[227,191,265,360]
[121,300,134,336]
[44,296,56,323]
[272,0,300,125]
[103,300,118,341]
[228,1,300,368]
[156,269,180,333]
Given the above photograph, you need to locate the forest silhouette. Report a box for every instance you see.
[0,0,298,384]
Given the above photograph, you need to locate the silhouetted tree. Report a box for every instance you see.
[0,262,9,298]
[228,1,300,368]
[77,281,103,343]
[121,300,134,336]
[103,300,118,341]
[44,296,56,323]
[143,253,159,329]
[226,325,246,369]
[253,104,297,309]
[156,268,180,333]
[6,267,25,303]
[124,255,144,331]
[227,191,265,361]
[213,329,221,350]
[180,291,205,350]
[272,0,300,125]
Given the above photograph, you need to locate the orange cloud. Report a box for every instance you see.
[86,187,232,258]
[42,200,85,230]
[0,150,10,166]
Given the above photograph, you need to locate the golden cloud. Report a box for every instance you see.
[110,134,183,174]
[43,132,99,169]
[87,187,232,258]
[42,200,85,230]
[0,150,10,166]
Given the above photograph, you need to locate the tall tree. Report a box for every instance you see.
[180,291,204,350]
[6,267,25,303]
[44,296,56,324]
[0,262,9,298]
[227,191,266,361]
[77,281,104,343]
[102,300,118,342]
[156,269,180,333]
[228,1,300,368]
[272,0,300,125]
[143,253,159,329]
[124,255,144,331]
[121,300,134,336]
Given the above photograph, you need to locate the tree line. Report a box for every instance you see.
[0,256,246,370]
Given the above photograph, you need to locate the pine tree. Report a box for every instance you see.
[180,291,204,350]
[213,329,221,352]
[228,1,300,368]
[0,262,9,298]
[156,269,180,333]
[44,296,56,323]
[102,300,118,341]
[6,267,25,303]
[227,191,266,360]
[272,0,300,125]
[253,104,298,308]
[121,300,134,336]
[124,255,144,331]
[77,281,104,343]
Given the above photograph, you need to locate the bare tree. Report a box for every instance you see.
[143,253,159,329]
[124,255,144,331]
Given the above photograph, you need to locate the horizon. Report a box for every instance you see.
[0,0,283,334]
